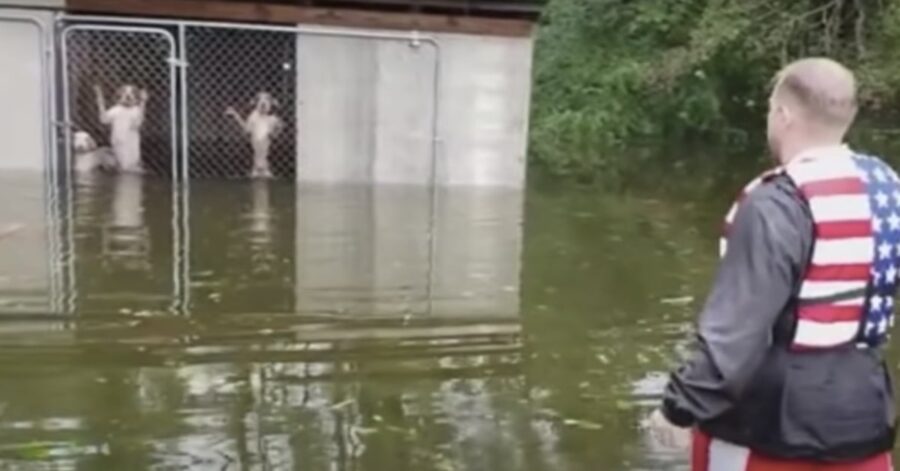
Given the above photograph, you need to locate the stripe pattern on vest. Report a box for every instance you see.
[720,148,900,350]
[783,153,873,349]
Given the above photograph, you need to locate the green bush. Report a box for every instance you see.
[529,0,900,184]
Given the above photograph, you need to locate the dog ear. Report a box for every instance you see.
[272,97,281,108]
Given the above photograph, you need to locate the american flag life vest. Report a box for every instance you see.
[720,146,900,350]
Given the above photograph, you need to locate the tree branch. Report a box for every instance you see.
[855,0,867,57]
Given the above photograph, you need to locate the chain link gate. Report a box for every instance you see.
[184,26,297,180]
[60,23,184,314]
[61,25,178,178]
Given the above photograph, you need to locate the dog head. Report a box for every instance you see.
[116,84,141,107]
[73,131,97,154]
[251,92,279,115]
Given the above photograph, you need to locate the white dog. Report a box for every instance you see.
[95,84,148,174]
[226,91,284,178]
[72,130,117,174]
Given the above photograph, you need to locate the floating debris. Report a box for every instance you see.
[330,399,354,411]
[615,400,636,411]
[0,441,106,460]
[351,425,378,436]
[563,418,604,430]
[660,296,694,306]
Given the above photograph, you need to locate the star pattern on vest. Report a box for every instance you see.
[854,155,900,344]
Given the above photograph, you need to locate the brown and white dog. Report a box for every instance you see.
[226,91,284,179]
[72,130,117,174]
[95,84,148,174]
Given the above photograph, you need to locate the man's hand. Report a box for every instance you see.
[645,409,691,450]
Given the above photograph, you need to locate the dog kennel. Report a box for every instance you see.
[60,20,296,180]
[3,0,543,190]
[58,16,440,183]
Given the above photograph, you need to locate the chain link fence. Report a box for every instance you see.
[63,27,176,177]
[61,19,437,183]
[185,27,297,179]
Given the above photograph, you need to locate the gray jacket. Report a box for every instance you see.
[661,174,896,460]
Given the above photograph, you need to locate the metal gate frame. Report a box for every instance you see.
[59,22,184,314]
[59,24,180,180]
[58,14,443,316]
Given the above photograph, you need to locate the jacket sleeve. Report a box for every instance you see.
[661,180,812,427]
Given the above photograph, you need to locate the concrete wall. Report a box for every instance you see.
[296,37,381,183]
[432,32,533,187]
[0,8,54,171]
[296,27,533,188]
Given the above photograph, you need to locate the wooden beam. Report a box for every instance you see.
[66,0,535,37]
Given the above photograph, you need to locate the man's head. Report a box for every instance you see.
[766,57,858,164]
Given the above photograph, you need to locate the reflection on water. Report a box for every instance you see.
[70,174,176,314]
[0,173,59,315]
[0,171,764,469]
[103,174,150,272]
[294,185,522,319]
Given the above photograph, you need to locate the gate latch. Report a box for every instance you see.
[409,30,422,49]
[167,57,189,68]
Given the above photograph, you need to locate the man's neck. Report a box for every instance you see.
[780,139,847,165]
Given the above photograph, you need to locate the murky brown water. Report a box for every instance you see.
[0,164,892,470]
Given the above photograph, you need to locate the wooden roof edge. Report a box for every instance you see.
[66,0,539,38]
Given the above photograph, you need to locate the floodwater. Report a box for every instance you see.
[0,165,890,470]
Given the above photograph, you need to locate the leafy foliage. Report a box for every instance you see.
[530,0,900,183]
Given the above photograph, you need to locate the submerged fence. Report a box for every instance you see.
[54,15,442,316]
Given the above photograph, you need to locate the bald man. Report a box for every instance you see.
[648,58,898,470]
